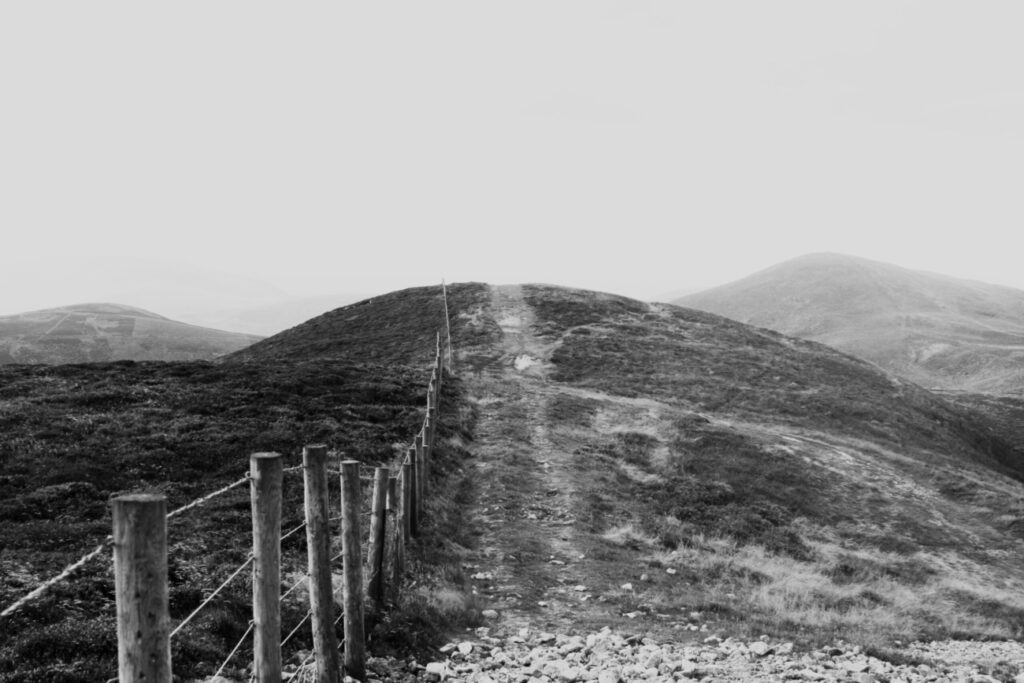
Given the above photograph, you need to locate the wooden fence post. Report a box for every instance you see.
[339,461,366,680]
[386,476,402,600]
[415,431,427,496]
[112,494,171,683]
[408,447,419,537]
[414,441,425,523]
[425,391,435,456]
[303,445,340,683]
[366,467,388,610]
[251,453,283,683]
[401,461,412,544]
[428,402,439,453]
[385,475,401,598]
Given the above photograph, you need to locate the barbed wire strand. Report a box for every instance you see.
[169,555,255,639]
[280,575,308,603]
[282,521,307,543]
[281,610,312,647]
[214,620,254,679]
[166,476,249,520]
[0,538,112,619]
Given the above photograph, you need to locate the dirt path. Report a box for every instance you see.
[459,285,620,636]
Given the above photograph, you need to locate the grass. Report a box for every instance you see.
[629,528,1024,653]
[517,283,1024,651]
[0,336,478,679]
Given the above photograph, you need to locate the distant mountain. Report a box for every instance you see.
[675,253,1024,394]
[0,303,263,364]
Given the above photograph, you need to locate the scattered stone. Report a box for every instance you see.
[619,582,633,591]
[424,662,448,680]
[481,609,499,620]
[666,568,677,575]
[354,627,1024,682]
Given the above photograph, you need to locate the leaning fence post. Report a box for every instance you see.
[251,452,283,683]
[366,467,388,610]
[340,461,366,680]
[112,494,171,683]
[303,445,340,683]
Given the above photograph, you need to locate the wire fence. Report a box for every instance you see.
[0,281,456,682]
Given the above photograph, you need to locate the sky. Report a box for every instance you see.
[2,2,1023,328]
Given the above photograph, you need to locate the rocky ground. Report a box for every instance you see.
[358,627,1024,683]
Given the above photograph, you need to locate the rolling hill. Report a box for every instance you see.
[4,282,1024,679]
[674,253,1024,394]
[0,303,263,364]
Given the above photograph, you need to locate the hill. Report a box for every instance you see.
[4,282,1024,679]
[674,253,1024,394]
[0,303,263,364]
[449,284,1024,660]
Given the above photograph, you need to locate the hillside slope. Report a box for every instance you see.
[674,253,1024,394]
[0,303,262,364]
[6,282,1024,679]
[450,283,1024,658]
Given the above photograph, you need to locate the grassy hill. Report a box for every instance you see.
[4,281,1024,679]
[0,303,263,364]
[0,284,486,681]
[674,253,1024,394]
[454,284,1024,653]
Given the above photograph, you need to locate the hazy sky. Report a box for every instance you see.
[2,2,1022,323]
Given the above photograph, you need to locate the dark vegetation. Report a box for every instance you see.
[525,284,1024,564]
[229,283,494,368]
[0,283,490,682]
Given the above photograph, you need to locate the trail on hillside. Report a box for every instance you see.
[460,285,591,633]
[457,285,687,638]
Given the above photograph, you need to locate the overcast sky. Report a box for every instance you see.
[2,2,1022,325]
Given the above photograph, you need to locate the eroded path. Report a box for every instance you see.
[458,285,624,635]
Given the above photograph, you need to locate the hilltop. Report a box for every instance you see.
[674,253,1024,394]
[0,303,263,364]
[446,283,1024,665]
[4,282,1024,679]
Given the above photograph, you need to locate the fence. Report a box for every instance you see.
[0,287,454,683]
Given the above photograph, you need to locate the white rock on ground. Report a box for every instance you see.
[349,628,1024,683]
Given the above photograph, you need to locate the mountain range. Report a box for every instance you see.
[676,253,1024,395]
[0,303,262,364]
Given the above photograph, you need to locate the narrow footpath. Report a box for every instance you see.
[459,284,609,635]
